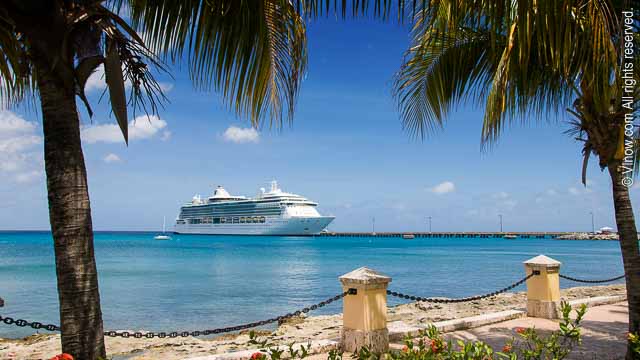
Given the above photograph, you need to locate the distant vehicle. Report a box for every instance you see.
[402,234,415,239]
[154,216,172,240]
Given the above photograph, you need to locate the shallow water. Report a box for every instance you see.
[0,231,624,338]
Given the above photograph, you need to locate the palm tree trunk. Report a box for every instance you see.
[36,64,107,359]
[608,163,640,359]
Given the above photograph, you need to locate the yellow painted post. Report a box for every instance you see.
[523,255,561,319]
[339,267,391,353]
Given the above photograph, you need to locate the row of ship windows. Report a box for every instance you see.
[181,210,280,216]
[178,216,267,225]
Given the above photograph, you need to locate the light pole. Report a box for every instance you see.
[499,214,503,233]
[590,211,595,233]
[372,216,376,235]
[428,216,432,233]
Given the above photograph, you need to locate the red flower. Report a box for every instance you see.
[515,327,527,334]
[251,352,264,360]
[502,344,512,353]
[50,354,74,360]
[430,339,441,353]
[402,345,409,353]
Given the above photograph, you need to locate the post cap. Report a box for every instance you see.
[523,255,561,267]
[339,267,392,286]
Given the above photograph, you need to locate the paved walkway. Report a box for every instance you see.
[190,301,629,360]
[389,301,628,360]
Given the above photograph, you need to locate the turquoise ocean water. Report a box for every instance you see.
[0,231,625,338]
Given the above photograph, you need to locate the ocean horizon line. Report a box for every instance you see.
[0,229,595,233]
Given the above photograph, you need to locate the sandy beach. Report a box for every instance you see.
[0,284,626,360]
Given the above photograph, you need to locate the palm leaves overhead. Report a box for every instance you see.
[0,7,35,109]
[116,0,421,128]
[122,0,308,128]
[0,1,166,144]
[1,0,425,139]
[394,0,638,150]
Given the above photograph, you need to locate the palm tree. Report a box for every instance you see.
[393,1,639,357]
[0,1,407,358]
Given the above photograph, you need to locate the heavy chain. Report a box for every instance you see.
[387,273,536,304]
[0,290,355,339]
[559,274,625,284]
[0,315,60,332]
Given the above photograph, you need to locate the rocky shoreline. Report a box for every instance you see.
[555,232,620,240]
[0,284,626,360]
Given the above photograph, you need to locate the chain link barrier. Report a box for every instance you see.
[0,315,60,332]
[0,289,355,339]
[559,274,625,284]
[387,272,536,304]
[0,271,628,338]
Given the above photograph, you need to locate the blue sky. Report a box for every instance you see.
[1,17,637,232]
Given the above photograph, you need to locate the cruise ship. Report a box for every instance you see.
[173,181,335,235]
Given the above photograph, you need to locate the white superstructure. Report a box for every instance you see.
[174,181,334,235]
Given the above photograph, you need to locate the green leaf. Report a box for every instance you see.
[104,38,128,144]
[75,55,104,118]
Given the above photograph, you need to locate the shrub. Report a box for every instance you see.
[245,303,586,360]
[352,302,586,360]
[248,330,311,360]
[629,332,640,357]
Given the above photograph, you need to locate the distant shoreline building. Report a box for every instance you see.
[598,226,614,234]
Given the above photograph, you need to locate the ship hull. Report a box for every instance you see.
[173,216,334,235]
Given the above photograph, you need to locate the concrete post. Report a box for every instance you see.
[523,255,561,319]
[339,267,391,353]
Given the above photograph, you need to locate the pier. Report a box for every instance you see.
[316,232,572,239]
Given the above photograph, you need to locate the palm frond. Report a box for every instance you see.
[394,0,627,149]
[112,0,428,128]
[113,1,303,127]
[0,8,34,109]
[394,23,497,139]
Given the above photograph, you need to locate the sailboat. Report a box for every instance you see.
[154,216,172,240]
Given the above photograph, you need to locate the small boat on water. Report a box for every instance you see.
[402,234,415,239]
[154,217,172,240]
[504,234,517,239]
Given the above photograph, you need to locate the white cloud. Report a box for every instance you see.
[81,115,169,144]
[103,153,121,163]
[568,185,593,196]
[84,65,106,93]
[429,181,455,194]
[15,170,41,183]
[159,82,174,93]
[223,126,259,144]
[160,130,172,141]
[0,111,43,183]
[0,112,36,134]
[83,65,173,94]
[492,191,509,199]
[501,199,518,210]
